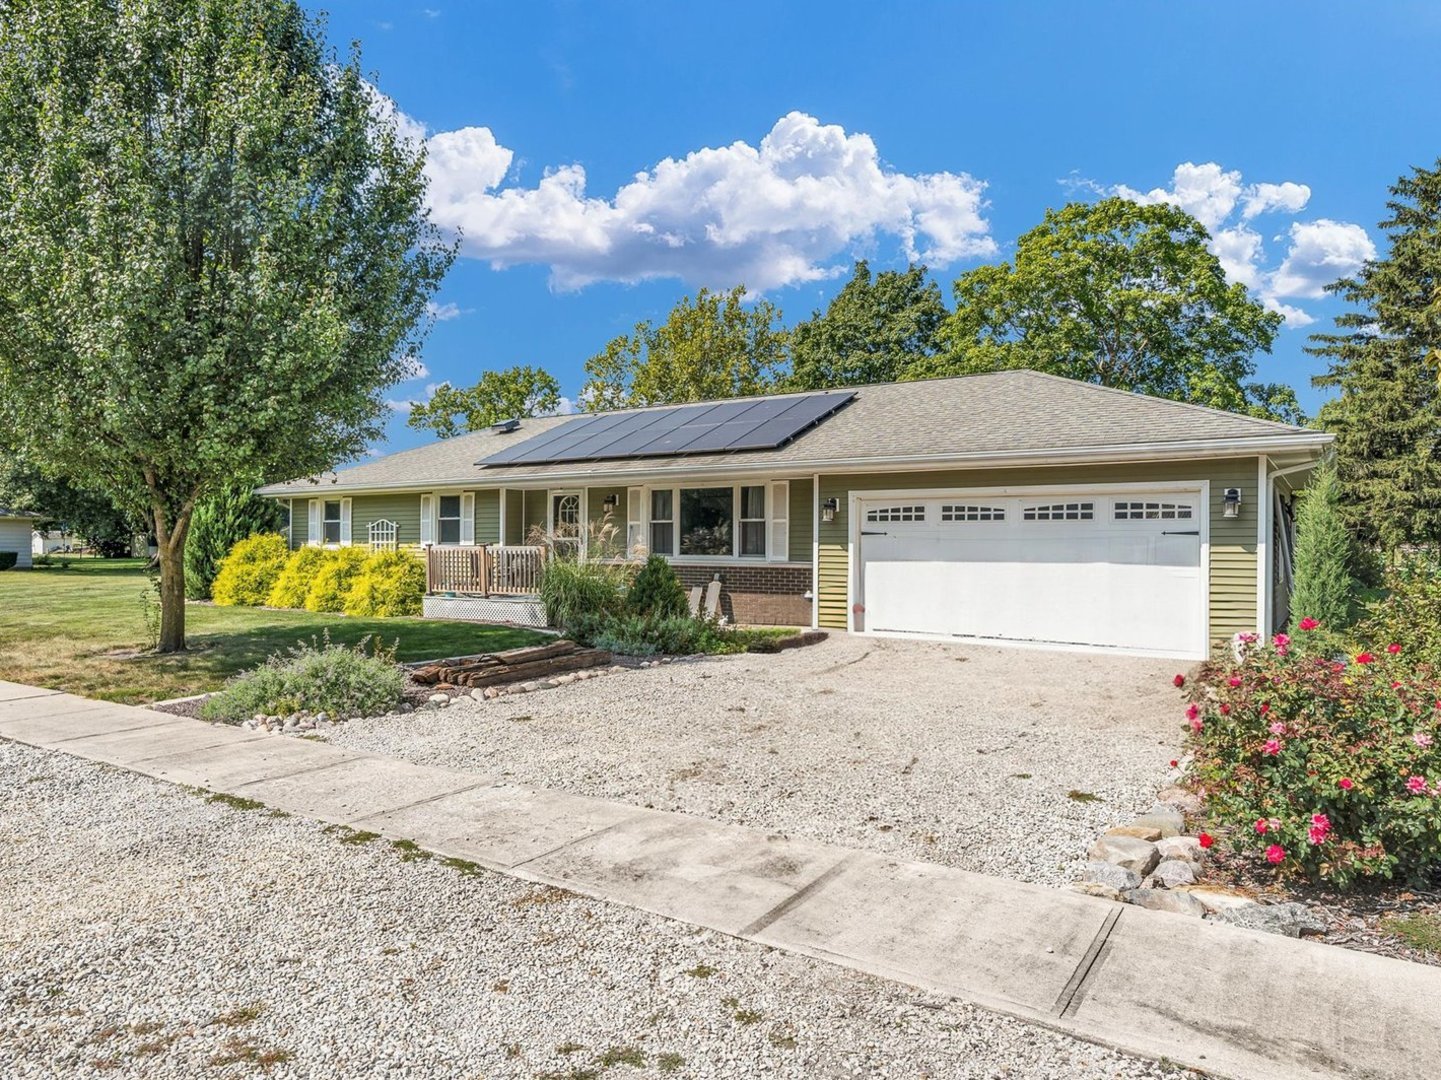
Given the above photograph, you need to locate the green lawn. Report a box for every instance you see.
[0,558,548,704]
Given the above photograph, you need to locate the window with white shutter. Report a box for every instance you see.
[460,492,476,544]
[768,481,789,562]
[307,499,321,547]
[419,494,435,546]
[626,487,644,557]
[338,498,353,546]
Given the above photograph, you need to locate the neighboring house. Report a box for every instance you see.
[258,371,1330,659]
[32,529,69,556]
[0,509,38,568]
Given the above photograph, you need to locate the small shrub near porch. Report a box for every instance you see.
[200,634,404,724]
[211,533,289,606]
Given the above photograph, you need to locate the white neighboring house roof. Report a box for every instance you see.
[0,508,42,520]
[258,370,1331,496]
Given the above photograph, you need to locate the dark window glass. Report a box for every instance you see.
[740,485,765,519]
[649,522,674,555]
[323,500,341,544]
[438,494,462,544]
[680,488,733,556]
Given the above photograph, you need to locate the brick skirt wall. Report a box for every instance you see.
[672,563,813,627]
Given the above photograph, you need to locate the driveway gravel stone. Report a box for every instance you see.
[0,740,1190,1080]
[335,636,1183,887]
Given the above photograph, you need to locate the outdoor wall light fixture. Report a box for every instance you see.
[602,493,620,510]
[821,497,839,524]
[1222,488,1242,518]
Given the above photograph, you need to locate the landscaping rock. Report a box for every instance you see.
[428,693,450,706]
[1070,882,1126,902]
[1131,805,1185,838]
[1080,860,1142,891]
[1125,888,1207,917]
[1155,836,1205,865]
[1148,859,1197,888]
[1106,824,1162,842]
[1087,835,1160,876]
[1216,902,1326,938]
[1155,784,1203,815]
[1173,886,1259,915]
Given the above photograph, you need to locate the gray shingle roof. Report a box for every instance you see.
[259,370,1326,495]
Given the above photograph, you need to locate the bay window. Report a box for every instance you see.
[644,483,775,559]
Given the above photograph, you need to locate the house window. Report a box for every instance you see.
[740,485,766,556]
[649,489,675,555]
[680,487,733,556]
[1023,502,1094,521]
[438,495,462,544]
[941,504,1005,522]
[322,500,342,544]
[866,505,925,523]
[1114,500,1194,520]
[278,502,292,544]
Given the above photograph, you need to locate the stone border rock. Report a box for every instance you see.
[1072,770,1325,938]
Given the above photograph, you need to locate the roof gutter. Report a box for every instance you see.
[257,431,1333,497]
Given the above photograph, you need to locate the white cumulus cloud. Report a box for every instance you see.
[400,107,995,292]
[426,301,464,322]
[1103,162,1372,327]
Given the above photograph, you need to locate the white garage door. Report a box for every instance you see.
[856,490,1205,657]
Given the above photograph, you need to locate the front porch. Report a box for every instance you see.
[423,543,551,628]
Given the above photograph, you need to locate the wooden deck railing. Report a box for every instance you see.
[425,544,546,596]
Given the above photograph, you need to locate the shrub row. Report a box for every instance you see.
[210,534,425,617]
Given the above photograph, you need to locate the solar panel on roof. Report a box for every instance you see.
[477,390,855,467]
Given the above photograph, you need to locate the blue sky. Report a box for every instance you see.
[313,1,1441,453]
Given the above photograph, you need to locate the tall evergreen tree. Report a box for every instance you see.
[184,482,285,600]
[1288,459,1357,632]
[1310,160,1441,552]
[788,261,947,389]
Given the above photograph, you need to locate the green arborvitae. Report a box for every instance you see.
[1310,160,1441,555]
[1288,460,1358,632]
[185,483,284,599]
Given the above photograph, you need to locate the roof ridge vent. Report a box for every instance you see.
[491,418,521,434]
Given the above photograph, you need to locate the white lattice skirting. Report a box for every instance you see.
[422,595,550,629]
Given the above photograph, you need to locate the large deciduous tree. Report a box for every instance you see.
[1309,160,1441,553]
[911,198,1301,421]
[0,0,452,650]
[787,260,948,390]
[407,365,563,438]
[582,286,788,410]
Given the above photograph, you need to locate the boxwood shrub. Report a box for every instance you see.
[267,546,332,610]
[303,546,369,613]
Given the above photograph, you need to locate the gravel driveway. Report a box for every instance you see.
[1,740,1191,1080]
[333,636,1185,887]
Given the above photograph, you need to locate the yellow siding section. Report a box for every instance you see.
[816,457,1259,655]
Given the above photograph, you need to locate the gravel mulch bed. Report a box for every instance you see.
[0,740,1192,1080]
[1198,848,1441,966]
[327,635,1184,888]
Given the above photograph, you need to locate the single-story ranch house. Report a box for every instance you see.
[258,371,1331,660]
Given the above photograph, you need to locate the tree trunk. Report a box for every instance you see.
[152,503,193,653]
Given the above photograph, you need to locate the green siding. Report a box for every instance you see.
[475,490,500,545]
[350,493,424,549]
[788,478,812,563]
[504,490,525,544]
[816,457,1261,655]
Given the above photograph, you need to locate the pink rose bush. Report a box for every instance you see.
[1182,626,1441,886]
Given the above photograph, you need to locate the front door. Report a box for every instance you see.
[551,492,582,556]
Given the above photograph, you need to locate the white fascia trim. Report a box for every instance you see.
[256,433,1333,497]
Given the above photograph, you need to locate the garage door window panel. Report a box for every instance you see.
[941,504,1005,522]
[1023,502,1094,521]
[1114,500,1194,520]
[867,505,925,523]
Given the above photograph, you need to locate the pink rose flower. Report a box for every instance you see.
[1254,818,1270,834]
[1356,652,1375,665]
[1173,673,1186,688]
[1220,703,1232,716]
[1189,716,1204,734]
[1185,703,1199,721]
[1269,721,1286,736]
[1388,643,1402,655]
[1338,777,1354,791]
[1307,813,1331,846]
[1415,732,1435,749]
[1273,633,1291,648]
[1228,676,1243,688]
[1406,775,1430,795]
[1262,739,1281,756]
[1265,844,1286,864]
[1298,617,1319,631]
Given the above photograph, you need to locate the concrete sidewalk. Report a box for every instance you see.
[1,679,1436,1080]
